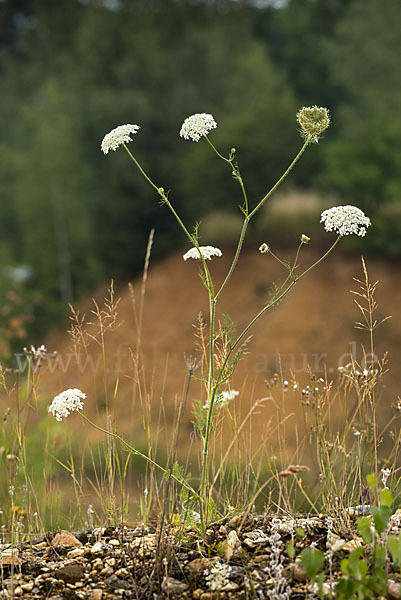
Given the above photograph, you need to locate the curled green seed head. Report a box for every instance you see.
[297,106,330,142]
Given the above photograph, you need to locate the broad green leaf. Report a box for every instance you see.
[366,474,376,490]
[375,545,387,566]
[348,547,365,566]
[372,565,387,595]
[301,548,325,580]
[357,516,372,544]
[340,557,350,574]
[379,488,393,507]
[286,538,295,559]
[387,534,401,565]
[372,505,392,535]
[356,559,368,577]
[335,577,355,599]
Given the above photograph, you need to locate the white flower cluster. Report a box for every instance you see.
[204,561,232,591]
[320,205,371,237]
[204,390,239,410]
[48,388,86,421]
[101,124,140,154]
[180,113,217,142]
[381,467,391,489]
[24,344,47,360]
[183,246,222,261]
[265,519,291,600]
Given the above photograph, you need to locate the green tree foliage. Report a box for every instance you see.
[0,0,299,312]
[321,0,401,210]
[0,0,399,338]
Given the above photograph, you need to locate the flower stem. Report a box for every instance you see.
[205,136,249,215]
[215,137,311,300]
[248,136,311,219]
[198,297,217,510]
[123,144,215,296]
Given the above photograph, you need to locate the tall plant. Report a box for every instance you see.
[49,106,371,529]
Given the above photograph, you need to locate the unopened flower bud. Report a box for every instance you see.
[158,187,164,195]
[297,106,330,142]
[301,234,310,244]
[259,243,270,254]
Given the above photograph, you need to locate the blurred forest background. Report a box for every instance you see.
[1,0,401,357]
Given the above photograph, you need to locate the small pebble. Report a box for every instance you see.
[67,548,86,559]
[52,531,82,548]
[91,542,105,555]
[109,539,120,546]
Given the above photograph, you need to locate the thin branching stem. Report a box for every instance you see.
[123,144,215,297]
[205,136,249,214]
[215,236,341,389]
[215,136,311,300]
[122,131,338,530]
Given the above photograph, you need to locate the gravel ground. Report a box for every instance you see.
[0,513,400,599]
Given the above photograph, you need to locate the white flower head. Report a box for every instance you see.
[48,388,86,421]
[101,124,140,154]
[381,467,391,488]
[204,390,239,409]
[320,205,371,237]
[180,113,217,142]
[24,344,47,360]
[183,246,222,261]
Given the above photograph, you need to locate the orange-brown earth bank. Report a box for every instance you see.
[35,246,400,466]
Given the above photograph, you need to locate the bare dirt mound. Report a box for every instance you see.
[39,247,400,459]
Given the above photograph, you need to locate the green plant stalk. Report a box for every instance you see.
[198,135,313,516]
[123,134,334,530]
[212,135,312,300]
[199,296,217,509]
[199,385,217,508]
[205,137,249,214]
[368,289,379,502]
[207,298,216,399]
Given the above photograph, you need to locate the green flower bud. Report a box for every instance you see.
[259,243,270,254]
[301,234,310,244]
[296,106,330,142]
